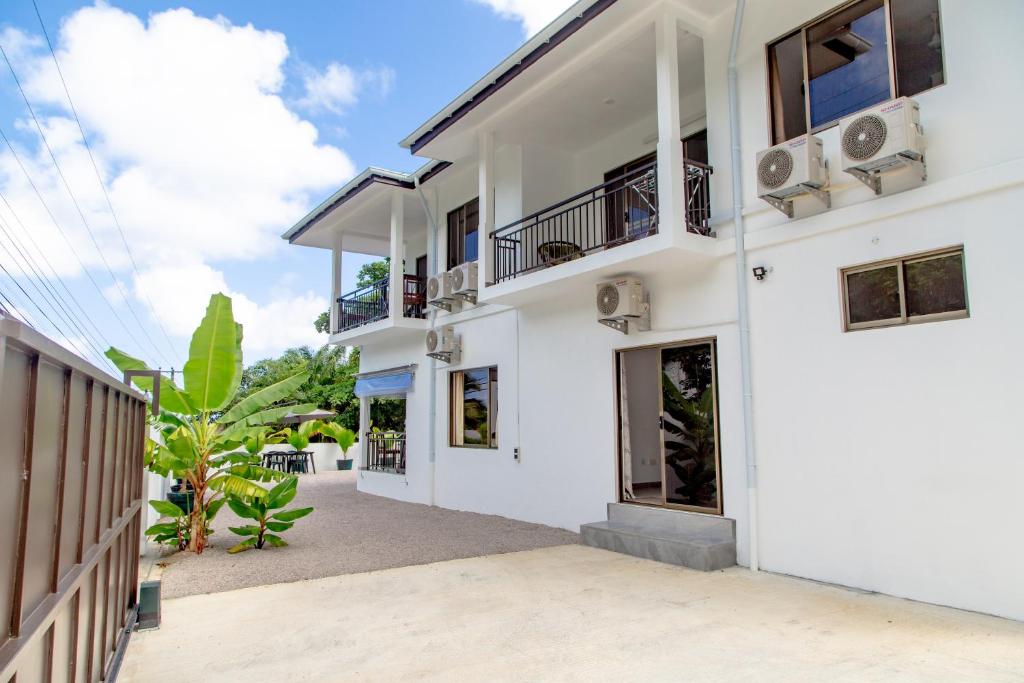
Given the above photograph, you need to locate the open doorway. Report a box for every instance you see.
[617,339,722,514]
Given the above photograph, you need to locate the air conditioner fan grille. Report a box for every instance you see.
[427,277,439,299]
[596,284,619,317]
[842,114,887,160]
[425,329,438,352]
[758,149,794,190]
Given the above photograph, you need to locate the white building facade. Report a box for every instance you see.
[285,0,1024,622]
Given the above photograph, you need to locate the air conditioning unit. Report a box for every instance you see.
[449,261,478,304]
[596,278,650,334]
[426,272,456,311]
[425,325,460,363]
[840,96,926,195]
[756,134,830,217]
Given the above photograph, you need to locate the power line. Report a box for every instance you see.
[0,210,116,370]
[0,123,161,368]
[0,43,173,368]
[0,254,97,362]
[0,187,113,350]
[31,0,182,366]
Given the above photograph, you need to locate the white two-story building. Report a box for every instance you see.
[284,0,1024,622]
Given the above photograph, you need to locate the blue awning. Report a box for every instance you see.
[354,372,414,398]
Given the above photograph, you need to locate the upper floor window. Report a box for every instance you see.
[447,197,479,270]
[841,247,967,331]
[768,0,944,144]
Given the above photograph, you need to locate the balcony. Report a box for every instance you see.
[336,275,426,333]
[364,431,406,474]
[490,159,712,285]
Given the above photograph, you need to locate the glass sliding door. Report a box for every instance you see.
[659,341,722,513]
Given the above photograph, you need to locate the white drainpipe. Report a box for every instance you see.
[415,176,438,506]
[728,0,759,572]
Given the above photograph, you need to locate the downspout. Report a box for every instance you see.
[415,176,438,506]
[728,0,759,572]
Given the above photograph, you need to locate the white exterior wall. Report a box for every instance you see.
[340,0,1024,622]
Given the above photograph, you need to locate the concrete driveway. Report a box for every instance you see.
[121,545,1024,682]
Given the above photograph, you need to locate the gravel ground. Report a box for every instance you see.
[157,471,579,598]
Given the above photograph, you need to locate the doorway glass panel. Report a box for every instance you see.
[660,343,721,512]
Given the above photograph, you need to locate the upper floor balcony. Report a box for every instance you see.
[491,157,712,285]
[283,166,439,347]
[336,274,426,333]
[401,0,733,306]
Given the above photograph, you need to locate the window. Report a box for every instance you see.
[768,0,944,144]
[447,198,479,270]
[841,247,967,330]
[450,366,498,448]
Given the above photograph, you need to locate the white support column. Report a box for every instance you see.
[330,234,343,334]
[389,191,404,320]
[359,394,370,468]
[655,11,685,240]
[478,129,495,288]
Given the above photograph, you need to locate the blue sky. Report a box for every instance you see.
[0,0,566,371]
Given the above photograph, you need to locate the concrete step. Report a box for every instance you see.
[580,504,736,571]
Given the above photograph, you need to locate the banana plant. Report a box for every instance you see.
[281,419,323,451]
[319,422,356,457]
[107,293,316,553]
[226,477,313,553]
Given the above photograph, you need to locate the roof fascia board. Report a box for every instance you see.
[402,0,619,155]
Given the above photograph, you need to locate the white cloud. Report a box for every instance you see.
[133,261,327,362]
[298,62,396,114]
[0,5,363,361]
[472,0,577,37]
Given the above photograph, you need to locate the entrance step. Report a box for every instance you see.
[580,503,736,571]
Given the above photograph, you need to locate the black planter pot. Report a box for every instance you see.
[167,490,194,515]
[336,459,353,471]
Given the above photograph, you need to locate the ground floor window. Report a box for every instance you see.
[450,366,498,448]
[841,247,967,331]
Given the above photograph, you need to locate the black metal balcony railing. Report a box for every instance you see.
[490,159,713,284]
[335,275,426,333]
[365,431,406,473]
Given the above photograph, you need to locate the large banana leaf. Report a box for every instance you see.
[207,473,269,503]
[271,507,312,522]
[105,347,195,414]
[267,477,298,509]
[183,293,240,411]
[226,402,318,430]
[217,372,310,425]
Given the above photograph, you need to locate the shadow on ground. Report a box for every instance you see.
[156,471,579,597]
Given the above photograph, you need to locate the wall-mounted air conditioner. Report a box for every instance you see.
[756,134,830,217]
[840,96,926,195]
[449,261,478,304]
[425,325,460,364]
[426,272,456,312]
[596,278,650,335]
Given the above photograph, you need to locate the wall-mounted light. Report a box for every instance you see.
[752,266,771,281]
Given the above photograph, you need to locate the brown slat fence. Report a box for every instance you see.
[0,316,147,682]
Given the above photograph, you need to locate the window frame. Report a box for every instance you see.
[840,246,968,332]
[446,197,480,271]
[449,365,498,449]
[765,0,946,145]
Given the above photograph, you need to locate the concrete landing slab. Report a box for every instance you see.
[119,545,1024,683]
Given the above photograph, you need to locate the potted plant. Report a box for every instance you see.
[320,422,357,470]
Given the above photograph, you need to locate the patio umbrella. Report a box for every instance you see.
[281,408,336,424]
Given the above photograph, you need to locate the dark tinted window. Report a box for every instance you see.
[846,265,902,325]
[447,197,480,269]
[891,0,945,95]
[905,252,966,317]
[768,32,807,142]
[843,248,967,330]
